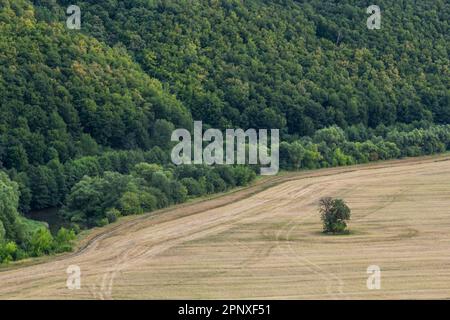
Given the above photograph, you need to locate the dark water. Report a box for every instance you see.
[25,208,67,235]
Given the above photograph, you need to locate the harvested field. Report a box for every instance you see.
[1,155,450,299]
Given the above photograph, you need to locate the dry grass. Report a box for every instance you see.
[1,155,450,299]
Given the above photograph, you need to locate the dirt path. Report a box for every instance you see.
[1,155,450,299]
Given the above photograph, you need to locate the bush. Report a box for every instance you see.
[96,218,109,227]
[139,193,158,212]
[29,228,54,257]
[319,197,351,234]
[169,181,188,204]
[232,166,256,186]
[215,166,236,187]
[54,228,76,253]
[119,192,143,215]
[69,223,81,234]
[0,241,18,264]
[180,178,205,197]
[147,187,170,208]
[106,208,121,223]
[132,163,163,182]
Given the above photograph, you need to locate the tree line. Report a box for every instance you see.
[280,122,450,170]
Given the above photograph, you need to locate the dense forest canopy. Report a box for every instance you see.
[33,0,449,136]
[1,0,191,168]
[0,0,449,262]
[1,0,448,170]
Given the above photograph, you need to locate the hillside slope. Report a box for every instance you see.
[35,0,449,133]
[1,0,191,171]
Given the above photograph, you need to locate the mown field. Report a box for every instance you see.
[1,155,450,299]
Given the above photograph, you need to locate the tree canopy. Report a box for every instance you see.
[34,0,450,133]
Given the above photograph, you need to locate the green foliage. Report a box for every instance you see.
[119,192,143,216]
[319,197,351,234]
[0,221,5,242]
[105,208,121,224]
[0,0,191,213]
[138,192,158,212]
[28,226,76,257]
[64,176,106,225]
[96,218,109,227]
[33,0,449,132]
[280,124,450,171]
[62,172,133,226]
[53,227,76,253]
[78,134,100,157]
[61,160,257,228]
[169,181,188,204]
[0,169,77,263]
[132,163,163,182]
[232,166,257,186]
[29,228,54,257]
[180,178,205,197]
[0,172,21,241]
[0,241,18,264]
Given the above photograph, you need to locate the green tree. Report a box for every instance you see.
[169,181,188,204]
[64,176,105,225]
[180,178,205,197]
[105,208,121,224]
[0,172,21,241]
[53,227,76,253]
[30,228,54,257]
[119,192,143,215]
[319,197,351,234]
[0,241,18,264]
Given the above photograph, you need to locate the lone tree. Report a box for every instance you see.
[319,197,351,234]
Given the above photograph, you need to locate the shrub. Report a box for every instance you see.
[96,218,109,227]
[132,163,163,182]
[106,208,121,223]
[147,187,169,208]
[29,228,54,257]
[180,177,205,196]
[139,193,158,212]
[0,241,18,264]
[232,166,256,186]
[119,192,143,215]
[169,181,188,204]
[69,223,81,234]
[54,228,76,253]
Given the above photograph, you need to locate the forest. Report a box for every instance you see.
[0,0,448,263]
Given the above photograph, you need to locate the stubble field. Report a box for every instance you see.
[1,155,450,299]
